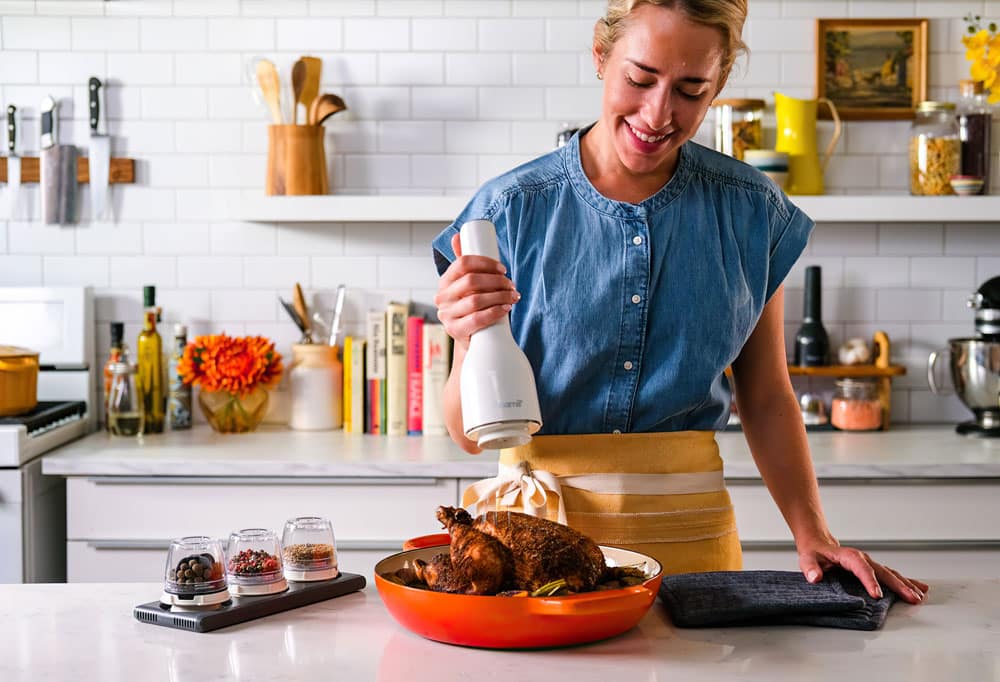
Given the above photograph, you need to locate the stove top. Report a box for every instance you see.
[0,400,90,467]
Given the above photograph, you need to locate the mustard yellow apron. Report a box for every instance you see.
[462,432,742,576]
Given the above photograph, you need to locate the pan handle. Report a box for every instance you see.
[402,533,451,551]
[527,585,653,616]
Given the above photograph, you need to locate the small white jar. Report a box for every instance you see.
[288,344,342,431]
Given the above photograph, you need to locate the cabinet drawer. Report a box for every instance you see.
[67,477,458,542]
[68,540,164,583]
[730,481,1000,542]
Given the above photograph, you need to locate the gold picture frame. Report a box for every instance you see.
[816,18,928,120]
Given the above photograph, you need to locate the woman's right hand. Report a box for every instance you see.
[434,233,520,350]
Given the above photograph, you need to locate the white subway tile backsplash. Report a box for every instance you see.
[43,255,109,287]
[141,86,208,120]
[378,121,445,153]
[909,257,977,288]
[511,120,558,153]
[177,256,243,288]
[107,53,174,85]
[411,86,477,120]
[809,223,878,256]
[544,86,600,120]
[208,153,266,188]
[212,290,278,321]
[342,85,410,119]
[72,18,138,51]
[878,224,943,255]
[143,222,210,255]
[38,50,105,85]
[3,16,71,50]
[343,154,411,189]
[445,120,510,154]
[276,17,343,50]
[175,53,241,85]
[206,17,274,50]
[478,18,544,52]
[343,222,412,256]
[109,256,177,287]
[444,1,512,17]
[909,390,972,424]
[312,255,378,288]
[0,51,37,84]
[379,0,442,16]
[976,257,1000,285]
[277,224,345,256]
[378,255,440,288]
[115,187,177,222]
[76,222,143,255]
[778,52,814,86]
[843,257,909,288]
[745,19,813,52]
[210,221,276,255]
[94,288,143,323]
[945,224,1000,255]
[378,52,444,86]
[175,121,243,152]
[478,86,543,120]
[477,154,535,184]
[105,1,173,17]
[445,52,510,85]
[544,18,593,51]
[308,0,375,16]
[344,18,409,50]
[175,189,242,221]
[173,0,240,18]
[0,255,42,285]
[412,18,477,51]
[513,52,577,85]
[113,121,176,154]
[157,289,212,323]
[877,289,943,321]
[513,1,579,17]
[242,256,311,287]
[8,222,75,254]
[140,18,207,51]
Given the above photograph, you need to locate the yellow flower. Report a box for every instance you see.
[971,58,995,82]
[989,87,1000,104]
[965,28,990,50]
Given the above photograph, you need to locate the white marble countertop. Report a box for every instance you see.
[42,424,1000,479]
[3,580,997,681]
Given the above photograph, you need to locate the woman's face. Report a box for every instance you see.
[594,3,725,177]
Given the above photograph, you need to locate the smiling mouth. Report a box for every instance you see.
[627,123,669,144]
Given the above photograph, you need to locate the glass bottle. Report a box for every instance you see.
[957,79,992,194]
[102,321,124,431]
[830,378,882,431]
[793,266,830,366]
[909,101,960,195]
[137,286,165,434]
[710,98,765,161]
[167,324,192,430]
[108,354,143,437]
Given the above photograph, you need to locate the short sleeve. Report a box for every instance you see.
[765,197,814,302]
[432,223,460,276]
[430,186,509,277]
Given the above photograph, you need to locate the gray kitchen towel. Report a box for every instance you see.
[659,569,897,630]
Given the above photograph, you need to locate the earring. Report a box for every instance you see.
[596,71,603,80]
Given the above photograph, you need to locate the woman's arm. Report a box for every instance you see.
[731,284,927,604]
[443,343,481,453]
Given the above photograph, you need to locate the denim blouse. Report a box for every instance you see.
[432,130,813,435]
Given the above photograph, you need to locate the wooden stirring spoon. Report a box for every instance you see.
[300,56,322,124]
[291,59,306,125]
[308,93,348,126]
[256,59,283,124]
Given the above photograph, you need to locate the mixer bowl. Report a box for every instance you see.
[928,338,1000,427]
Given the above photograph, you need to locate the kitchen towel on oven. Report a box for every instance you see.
[659,569,898,630]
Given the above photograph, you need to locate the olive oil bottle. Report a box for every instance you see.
[137,285,165,433]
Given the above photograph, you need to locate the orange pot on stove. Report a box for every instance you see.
[0,346,39,416]
[374,534,663,649]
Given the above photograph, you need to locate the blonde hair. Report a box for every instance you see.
[594,0,748,88]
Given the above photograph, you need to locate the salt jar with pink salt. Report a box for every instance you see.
[830,378,882,431]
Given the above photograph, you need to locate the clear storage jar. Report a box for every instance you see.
[282,516,338,582]
[830,378,882,432]
[909,101,960,195]
[160,536,230,608]
[710,98,765,161]
[226,528,288,596]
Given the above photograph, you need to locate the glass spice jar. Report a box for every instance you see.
[710,98,765,161]
[830,378,882,432]
[909,101,960,195]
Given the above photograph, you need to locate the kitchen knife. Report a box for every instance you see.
[88,77,110,222]
[6,105,20,220]
[39,95,78,225]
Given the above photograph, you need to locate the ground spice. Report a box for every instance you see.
[283,543,335,567]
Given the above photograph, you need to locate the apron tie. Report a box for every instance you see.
[464,461,568,524]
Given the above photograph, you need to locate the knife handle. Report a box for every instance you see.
[88,77,102,133]
[40,95,57,149]
[6,105,14,154]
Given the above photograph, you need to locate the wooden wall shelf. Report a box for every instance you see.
[0,157,135,184]
[788,365,906,377]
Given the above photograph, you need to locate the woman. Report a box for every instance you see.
[432,0,927,605]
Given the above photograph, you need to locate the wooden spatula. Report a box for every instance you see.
[291,59,306,125]
[255,59,283,124]
[300,56,322,125]
[309,93,348,126]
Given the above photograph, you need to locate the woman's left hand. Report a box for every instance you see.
[796,535,929,605]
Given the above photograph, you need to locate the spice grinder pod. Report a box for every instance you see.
[160,536,231,609]
[226,528,289,596]
[281,516,339,581]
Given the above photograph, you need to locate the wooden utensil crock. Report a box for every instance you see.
[266,124,328,196]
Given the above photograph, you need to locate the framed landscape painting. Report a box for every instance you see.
[816,18,928,120]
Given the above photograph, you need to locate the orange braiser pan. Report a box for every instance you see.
[373,533,663,649]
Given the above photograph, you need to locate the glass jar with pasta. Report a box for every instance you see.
[909,101,960,195]
[710,98,765,161]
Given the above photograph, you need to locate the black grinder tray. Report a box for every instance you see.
[133,572,366,633]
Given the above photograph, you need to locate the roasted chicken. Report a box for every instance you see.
[414,506,607,595]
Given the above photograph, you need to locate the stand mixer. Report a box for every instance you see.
[928,276,1000,437]
[459,219,542,449]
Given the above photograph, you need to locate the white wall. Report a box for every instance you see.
[1,0,998,424]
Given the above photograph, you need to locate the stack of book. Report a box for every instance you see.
[342,301,451,436]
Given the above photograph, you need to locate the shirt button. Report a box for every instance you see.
[612,429,622,435]
[624,361,633,370]
[631,294,641,304]
[632,236,642,245]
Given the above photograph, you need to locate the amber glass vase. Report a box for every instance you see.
[198,386,269,433]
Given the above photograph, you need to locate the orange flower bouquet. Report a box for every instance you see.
[178,334,283,433]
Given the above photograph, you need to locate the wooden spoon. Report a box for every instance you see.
[291,59,306,125]
[255,59,283,124]
[293,282,311,338]
[308,93,348,126]
[300,56,322,124]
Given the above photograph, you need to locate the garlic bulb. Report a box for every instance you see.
[838,337,871,365]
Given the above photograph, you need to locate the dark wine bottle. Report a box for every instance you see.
[793,266,830,366]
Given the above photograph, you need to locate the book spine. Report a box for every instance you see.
[421,323,450,437]
[366,311,386,434]
[406,316,424,435]
[385,302,409,436]
[350,339,366,434]
[342,336,353,433]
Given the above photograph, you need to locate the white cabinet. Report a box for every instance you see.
[66,476,458,583]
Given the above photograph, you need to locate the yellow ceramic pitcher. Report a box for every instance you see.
[773,92,842,195]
